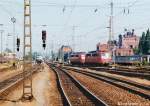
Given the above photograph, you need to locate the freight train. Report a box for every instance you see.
[115,55,141,65]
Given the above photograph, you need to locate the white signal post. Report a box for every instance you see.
[11,17,16,61]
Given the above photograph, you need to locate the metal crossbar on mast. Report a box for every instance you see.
[22,0,33,100]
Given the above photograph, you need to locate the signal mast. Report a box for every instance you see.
[22,0,33,100]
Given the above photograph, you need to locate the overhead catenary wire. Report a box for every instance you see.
[0,1,23,29]
[0,4,13,17]
[1,0,150,53]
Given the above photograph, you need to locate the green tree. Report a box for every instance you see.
[133,47,139,55]
[144,29,150,54]
[138,32,145,54]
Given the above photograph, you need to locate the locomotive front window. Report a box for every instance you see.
[92,54,98,57]
[76,55,79,57]
[86,54,91,57]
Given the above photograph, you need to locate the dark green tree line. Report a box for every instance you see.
[138,29,150,55]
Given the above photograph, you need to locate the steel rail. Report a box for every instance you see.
[50,64,107,106]
[50,65,71,106]
[0,66,39,97]
[64,66,150,100]
[88,67,150,80]
[65,66,150,90]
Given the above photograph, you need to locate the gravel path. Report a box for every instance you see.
[46,65,63,106]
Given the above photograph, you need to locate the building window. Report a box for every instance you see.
[97,46,99,50]
[130,45,133,49]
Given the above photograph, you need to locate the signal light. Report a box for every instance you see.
[42,30,46,50]
[42,30,46,41]
[16,38,20,52]
[17,38,20,46]
[17,47,19,51]
[43,43,46,49]
[43,40,46,44]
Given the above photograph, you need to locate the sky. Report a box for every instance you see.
[0,0,150,56]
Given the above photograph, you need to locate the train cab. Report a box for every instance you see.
[69,52,86,65]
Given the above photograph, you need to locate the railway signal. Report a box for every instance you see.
[16,38,20,51]
[43,43,46,49]
[42,30,46,49]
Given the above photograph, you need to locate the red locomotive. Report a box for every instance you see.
[69,52,86,65]
[69,51,111,66]
[85,51,111,66]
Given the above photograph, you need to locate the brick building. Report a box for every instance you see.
[118,30,140,49]
[117,29,140,56]
[115,48,133,56]
[96,43,109,51]
[97,29,140,56]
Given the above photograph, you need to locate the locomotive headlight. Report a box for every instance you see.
[101,53,110,59]
[81,55,85,59]
[105,53,109,58]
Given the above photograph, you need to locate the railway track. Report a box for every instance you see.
[64,66,150,100]
[88,66,150,73]
[0,66,39,97]
[49,64,107,106]
[84,67,150,80]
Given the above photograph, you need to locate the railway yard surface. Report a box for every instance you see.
[0,63,149,106]
[2,0,150,105]
[0,64,63,106]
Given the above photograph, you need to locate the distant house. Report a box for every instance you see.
[60,45,72,53]
[58,45,72,62]
[0,53,16,63]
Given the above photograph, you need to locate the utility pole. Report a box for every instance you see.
[51,40,54,62]
[22,0,33,100]
[0,30,4,63]
[6,34,10,50]
[72,26,76,52]
[107,1,116,67]
[0,24,4,63]
[11,17,16,58]
[108,0,114,49]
